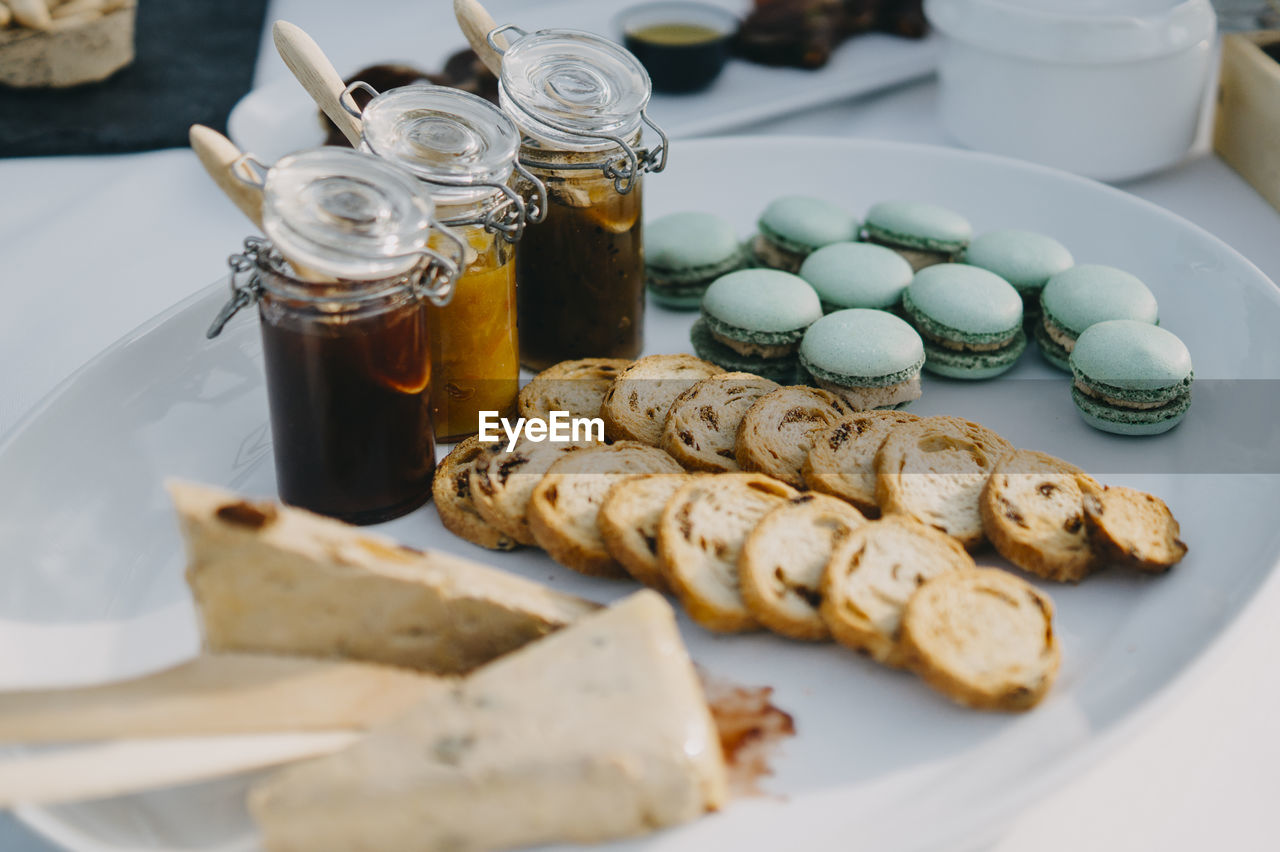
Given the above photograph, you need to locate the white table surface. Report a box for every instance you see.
[1,1,1278,849]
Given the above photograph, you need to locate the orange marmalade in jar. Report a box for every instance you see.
[357,84,542,439]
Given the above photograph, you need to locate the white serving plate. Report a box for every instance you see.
[228,0,939,163]
[3,137,1279,852]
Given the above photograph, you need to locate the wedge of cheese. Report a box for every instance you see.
[249,590,728,852]
[170,482,598,675]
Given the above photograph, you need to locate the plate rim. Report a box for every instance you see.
[8,135,1280,852]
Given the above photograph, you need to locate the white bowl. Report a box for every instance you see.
[925,0,1217,181]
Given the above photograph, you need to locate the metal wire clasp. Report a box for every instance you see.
[518,109,669,195]
[408,217,467,307]
[207,237,276,338]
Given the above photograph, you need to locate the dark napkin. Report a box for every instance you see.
[0,0,269,158]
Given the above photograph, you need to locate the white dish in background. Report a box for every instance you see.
[228,0,939,163]
[4,137,1280,852]
[926,0,1216,181]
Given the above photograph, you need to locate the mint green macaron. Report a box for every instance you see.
[690,318,801,383]
[1069,319,1192,436]
[752,195,860,272]
[863,201,972,270]
[901,263,1025,379]
[799,308,925,409]
[798,242,914,312]
[646,211,748,309]
[1036,264,1159,372]
[963,229,1073,328]
[695,268,822,375]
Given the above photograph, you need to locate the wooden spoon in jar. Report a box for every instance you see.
[454,0,508,77]
[188,124,334,283]
[272,20,364,148]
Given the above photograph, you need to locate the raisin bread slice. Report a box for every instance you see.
[1083,485,1187,573]
[819,514,974,667]
[527,443,684,577]
[980,449,1102,583]
[900,567,1061,712]
[659,474,799,632]
[739,493,866,640]
[600,354,724,446]
[735,386,854,487]
[874,416,1014,550]
[661,372,780,472]
[802,410,920,515]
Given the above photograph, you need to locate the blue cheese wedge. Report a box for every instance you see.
[249,590,728,852]
[169,481,598,675]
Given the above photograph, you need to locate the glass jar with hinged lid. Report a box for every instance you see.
[348,83,545,440]
[491,25,668,369]
[207,147,464,525]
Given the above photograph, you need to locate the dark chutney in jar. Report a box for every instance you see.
[258,279,436,525]
[516,152,645,371]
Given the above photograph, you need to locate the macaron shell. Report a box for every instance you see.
[647,211,744,273]
[1041,264,1159,335]
[920,331,1027,379]
[903,263,1023,340]
[648,281,710,310]
[1071,385,1190,436]
[799,242,914,310]
[799,308,925,385]
[1069,319,1193,393]
[758,195,860,251]
[963,230,1074,292]
[864,200,972,252]
[701,268,823,335]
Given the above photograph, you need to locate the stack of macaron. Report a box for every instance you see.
[644,211,750,308]
[691,268,822,383]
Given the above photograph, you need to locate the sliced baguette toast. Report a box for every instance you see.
[660,372,780,472]
[735,386,854,488]
[819,514,974,666]
[899,567,1061,712]
[527,443,684,577]
[659,473,798,632]
[739,493,866,641]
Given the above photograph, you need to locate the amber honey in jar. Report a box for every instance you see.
[494,26,668,370]
[359,85,541,440]
[207,148,463,525]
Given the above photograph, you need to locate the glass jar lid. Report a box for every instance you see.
[360,85,521,188]
[262,147,435,281]
[499,28,652,149]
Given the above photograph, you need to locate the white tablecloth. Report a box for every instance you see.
[1,1,1278,849]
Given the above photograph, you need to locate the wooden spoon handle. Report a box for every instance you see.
[0,653,441,745]
[272,20,364,148]
[189,124,265,230]
[454,0,506,78]
[0,732,358,807]
[188,125,336,283]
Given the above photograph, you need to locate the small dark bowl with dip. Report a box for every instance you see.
[618,1,739,94]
